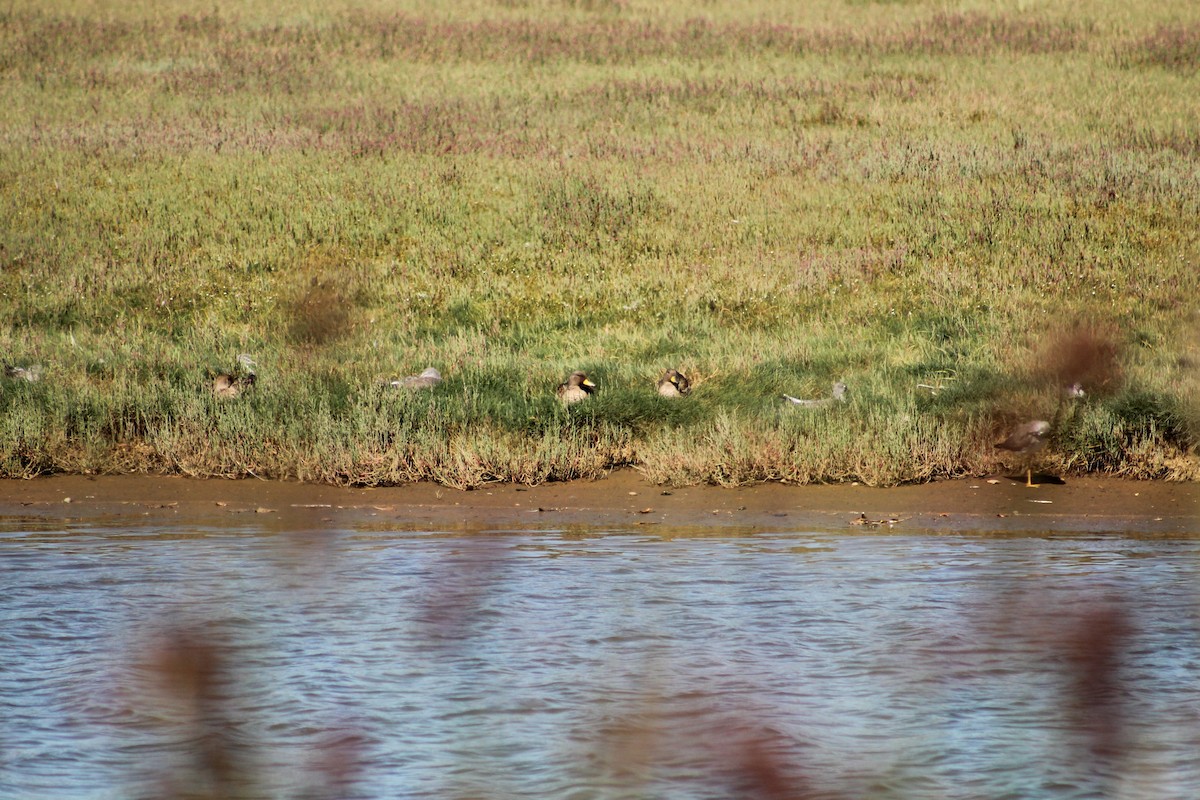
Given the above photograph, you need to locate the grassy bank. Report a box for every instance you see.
[1,0,1198,487]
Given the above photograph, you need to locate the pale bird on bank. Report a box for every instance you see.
[995,420,1051,487]
[783,381,848,407]
[556,371,596,404]
[389,367,442,390]
[212,354,256,399]
[656,368,691,398]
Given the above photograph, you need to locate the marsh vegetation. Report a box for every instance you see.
[1,0,1198,487]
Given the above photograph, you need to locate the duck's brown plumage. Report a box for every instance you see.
[556,371,596,404]
[212,354,256,399]
[213,371,256,399]
[656,368,691,398]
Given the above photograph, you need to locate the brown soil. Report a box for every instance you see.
[1,471,1196,536]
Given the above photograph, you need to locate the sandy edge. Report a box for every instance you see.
[1,471,1197,535]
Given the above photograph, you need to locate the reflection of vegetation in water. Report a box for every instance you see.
[143,625,368,800]
[1,0,1198,486]
[129,535,1148,799]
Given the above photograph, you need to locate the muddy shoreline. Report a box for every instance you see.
[0,471,1196,536]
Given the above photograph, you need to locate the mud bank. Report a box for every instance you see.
[1,472,1196,536]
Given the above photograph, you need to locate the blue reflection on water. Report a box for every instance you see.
[2,524,1200,799]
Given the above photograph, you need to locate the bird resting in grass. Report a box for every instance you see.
[783,381,848,407]
[390,367,442,389]
[212,354,257,399]
[556,371,596,404]
[4,364,42,383]
[656,368,691,398]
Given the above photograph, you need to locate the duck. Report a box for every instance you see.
[556,371,596,404]
[656,368,691,398]
[389,367,442,390]
[783,381,848,407]
[995,420,1051,487]
[212,354,256,399]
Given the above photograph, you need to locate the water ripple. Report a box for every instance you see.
[2,528,1199,799]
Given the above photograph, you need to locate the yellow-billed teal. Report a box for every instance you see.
[212,354,256,399]
[656,368,691,398]
[556,371,596,404]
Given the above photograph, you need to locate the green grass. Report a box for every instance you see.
[1,0,1198,486]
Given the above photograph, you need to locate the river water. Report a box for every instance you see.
[2,520,1199,800]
